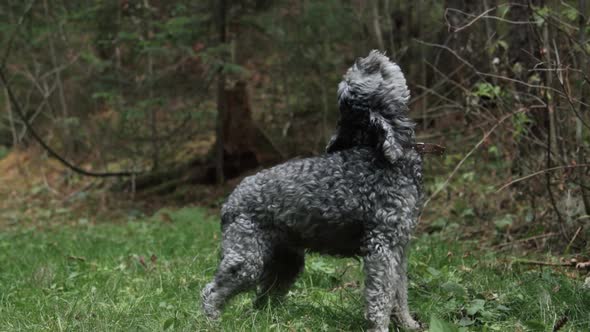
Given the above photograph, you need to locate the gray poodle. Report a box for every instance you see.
[202,50,424,331]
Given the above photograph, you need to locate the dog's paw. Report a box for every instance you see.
[201,283,221,320]
[399,317,426,331]
[202,305,221,321]
[367,327,389,332]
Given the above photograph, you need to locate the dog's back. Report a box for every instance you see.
[221,145,423,257]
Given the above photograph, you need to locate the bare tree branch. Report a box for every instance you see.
[424,110,526,207]
[496,164,590,192]
[0,1,147,178]
[0,67,142,177]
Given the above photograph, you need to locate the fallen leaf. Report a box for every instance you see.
[68,255,86,262]
[159,212,173,223]
[138,256,147,269]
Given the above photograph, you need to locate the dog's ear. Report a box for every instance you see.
[370,112,403,163]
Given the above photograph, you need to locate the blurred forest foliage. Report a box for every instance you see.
[0,0,589,251]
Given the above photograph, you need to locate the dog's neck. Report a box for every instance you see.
[328,110,413,158]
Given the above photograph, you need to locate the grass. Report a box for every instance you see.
[0,207,589,331]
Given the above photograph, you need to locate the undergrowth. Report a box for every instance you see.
[0,207,588,331]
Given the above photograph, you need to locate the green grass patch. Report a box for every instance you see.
[0,207,588,331]
[0,146,8,160]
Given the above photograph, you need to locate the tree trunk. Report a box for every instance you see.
[4,87,19,147]
[147,33,160,171]
[577,0,590,215]
[508,0,547,176]
[215,0,227,185]
[383,0,395,54]
[43,0,71,155]
[371,0,385,50]
[114,82,281,195]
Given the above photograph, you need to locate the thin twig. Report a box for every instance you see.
[511,259,574,267]
[552,53,590,130]
[0,4,144,178]
[414,39,590,108]
[445,5,536,25]
[424,110,523,207]
[494,232,558,249]
[0,67,142,177]
[564,226,582,255]
[445,7,497,33]
[1,0,37,68]
[496,164,590,192]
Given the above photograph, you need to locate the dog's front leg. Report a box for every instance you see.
[363,245,397,332]
[390,244,422,331]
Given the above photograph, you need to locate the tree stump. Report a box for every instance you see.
[117,81,281,194]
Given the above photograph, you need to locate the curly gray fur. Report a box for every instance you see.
[202,50,424,331]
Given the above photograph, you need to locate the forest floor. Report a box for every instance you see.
[1,150,589,331]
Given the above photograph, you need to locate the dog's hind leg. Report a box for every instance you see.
[201,216,269,320]
[254,245,304,308]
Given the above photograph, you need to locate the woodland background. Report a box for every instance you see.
[0,1,589,330]
[2,0,589,249]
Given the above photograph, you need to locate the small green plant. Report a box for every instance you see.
[0,145,8,159]
[472,82,502,99]
[512,111,533,141]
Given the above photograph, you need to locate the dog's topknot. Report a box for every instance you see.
[328,51,415,163]
[337,50,410,112]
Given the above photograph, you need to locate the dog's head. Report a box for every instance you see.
[329,50,415,163]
